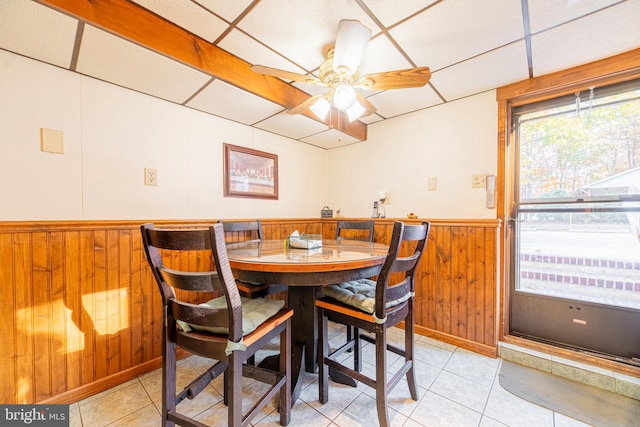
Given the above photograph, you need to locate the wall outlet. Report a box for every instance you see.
[144,168,158,186]
[472,174,487,188]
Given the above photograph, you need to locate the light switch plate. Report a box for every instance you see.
[472,174,487,188]
[40,128,64,154]
[428,177,437,191]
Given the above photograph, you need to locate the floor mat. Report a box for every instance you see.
[498,361,640,427]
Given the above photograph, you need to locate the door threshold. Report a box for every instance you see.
[499,336,640,401]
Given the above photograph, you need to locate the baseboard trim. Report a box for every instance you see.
[414,325,497,358]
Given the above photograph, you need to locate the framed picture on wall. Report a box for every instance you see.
[223,143,279,199]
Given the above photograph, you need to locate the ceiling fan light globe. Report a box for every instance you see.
[345,100,366,122]
[309,97,331,121]
[332,84,356,110]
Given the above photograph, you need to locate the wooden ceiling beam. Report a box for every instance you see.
[35,0,367,141]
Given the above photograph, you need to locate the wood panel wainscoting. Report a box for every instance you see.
[0,218,500,404]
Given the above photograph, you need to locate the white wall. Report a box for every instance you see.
[327,91,498,219]
[0,50,327,220]
[1,49,497,221]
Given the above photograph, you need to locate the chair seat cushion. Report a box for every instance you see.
[177,297,285,335]
[323,280,412,313]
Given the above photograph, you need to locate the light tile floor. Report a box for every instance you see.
[69,323,593,427]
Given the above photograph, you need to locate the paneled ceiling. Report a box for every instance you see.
[1,0,639,149]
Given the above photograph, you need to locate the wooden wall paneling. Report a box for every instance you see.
[118,229,132,372]
[483,226,497,346]
[452,227,465,338]
[32,232,52,401]
[130,229,144,366]
[15,232,35,403]
[471,227,483,344]
[466,227,478,343]
[79,231,95,387]
[63,231,82,392]
[93,230,108,380]
[436,226,452,334]
[0,233,16,403]
[50,231,67,396]
[415,228,434,328]
[105,229,121,377]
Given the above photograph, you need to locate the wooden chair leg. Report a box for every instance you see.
[163,339,177,427]
[346,325,354,352]
[354,327,362,372]
[228,352,243,427]
[223,371,228,406]
[318,309,329,404]
[405,310,419,400]
[375,327,390,427]
[279,322,292,426]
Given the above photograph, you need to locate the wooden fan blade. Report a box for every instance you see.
[356,93,377,117]
[332,20,372,75]
[250,65,323,86]
[287,95,325,115]
[357,66,431,91]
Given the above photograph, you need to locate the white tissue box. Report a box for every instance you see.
[287,234,322,249]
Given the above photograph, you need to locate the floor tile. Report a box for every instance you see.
[483,386,554,427]
[410,391,482,427]
[430,369,491,413]
[70,324,610,427]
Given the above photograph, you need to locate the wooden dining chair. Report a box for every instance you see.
[317,221,430,427]
[141,223,292,427]
[335,219,375,242]
[220,219,287,299]
[333,219,375,345]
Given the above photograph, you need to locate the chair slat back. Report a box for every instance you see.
[141,223,243,341]
[374,221,430,319]
[170,299,230,330]
[336,220,374,242]
[220,219,263,242]
[159,267,222,292]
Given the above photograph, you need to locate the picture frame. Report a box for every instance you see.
[223,143,278,199]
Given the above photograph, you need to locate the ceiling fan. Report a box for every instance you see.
[250,20,431,122]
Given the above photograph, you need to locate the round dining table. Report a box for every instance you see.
[226,238,389,401]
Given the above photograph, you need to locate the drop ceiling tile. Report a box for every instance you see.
[531,1,640,76]
[130,0,227,43]
[218,29,307,75]
[187,79,284,124]
[358,113,384,125]
[366,85,443,119]
[361,0,439,27]
[0,0,77,69]
[390,0,524,71]
[431,41,529,101]
[254,111,329,140]
[195,0,255,23]
[300,128,361,150]
[76,25,212,104]
[528,0,622,33]
[237,0,378,72]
